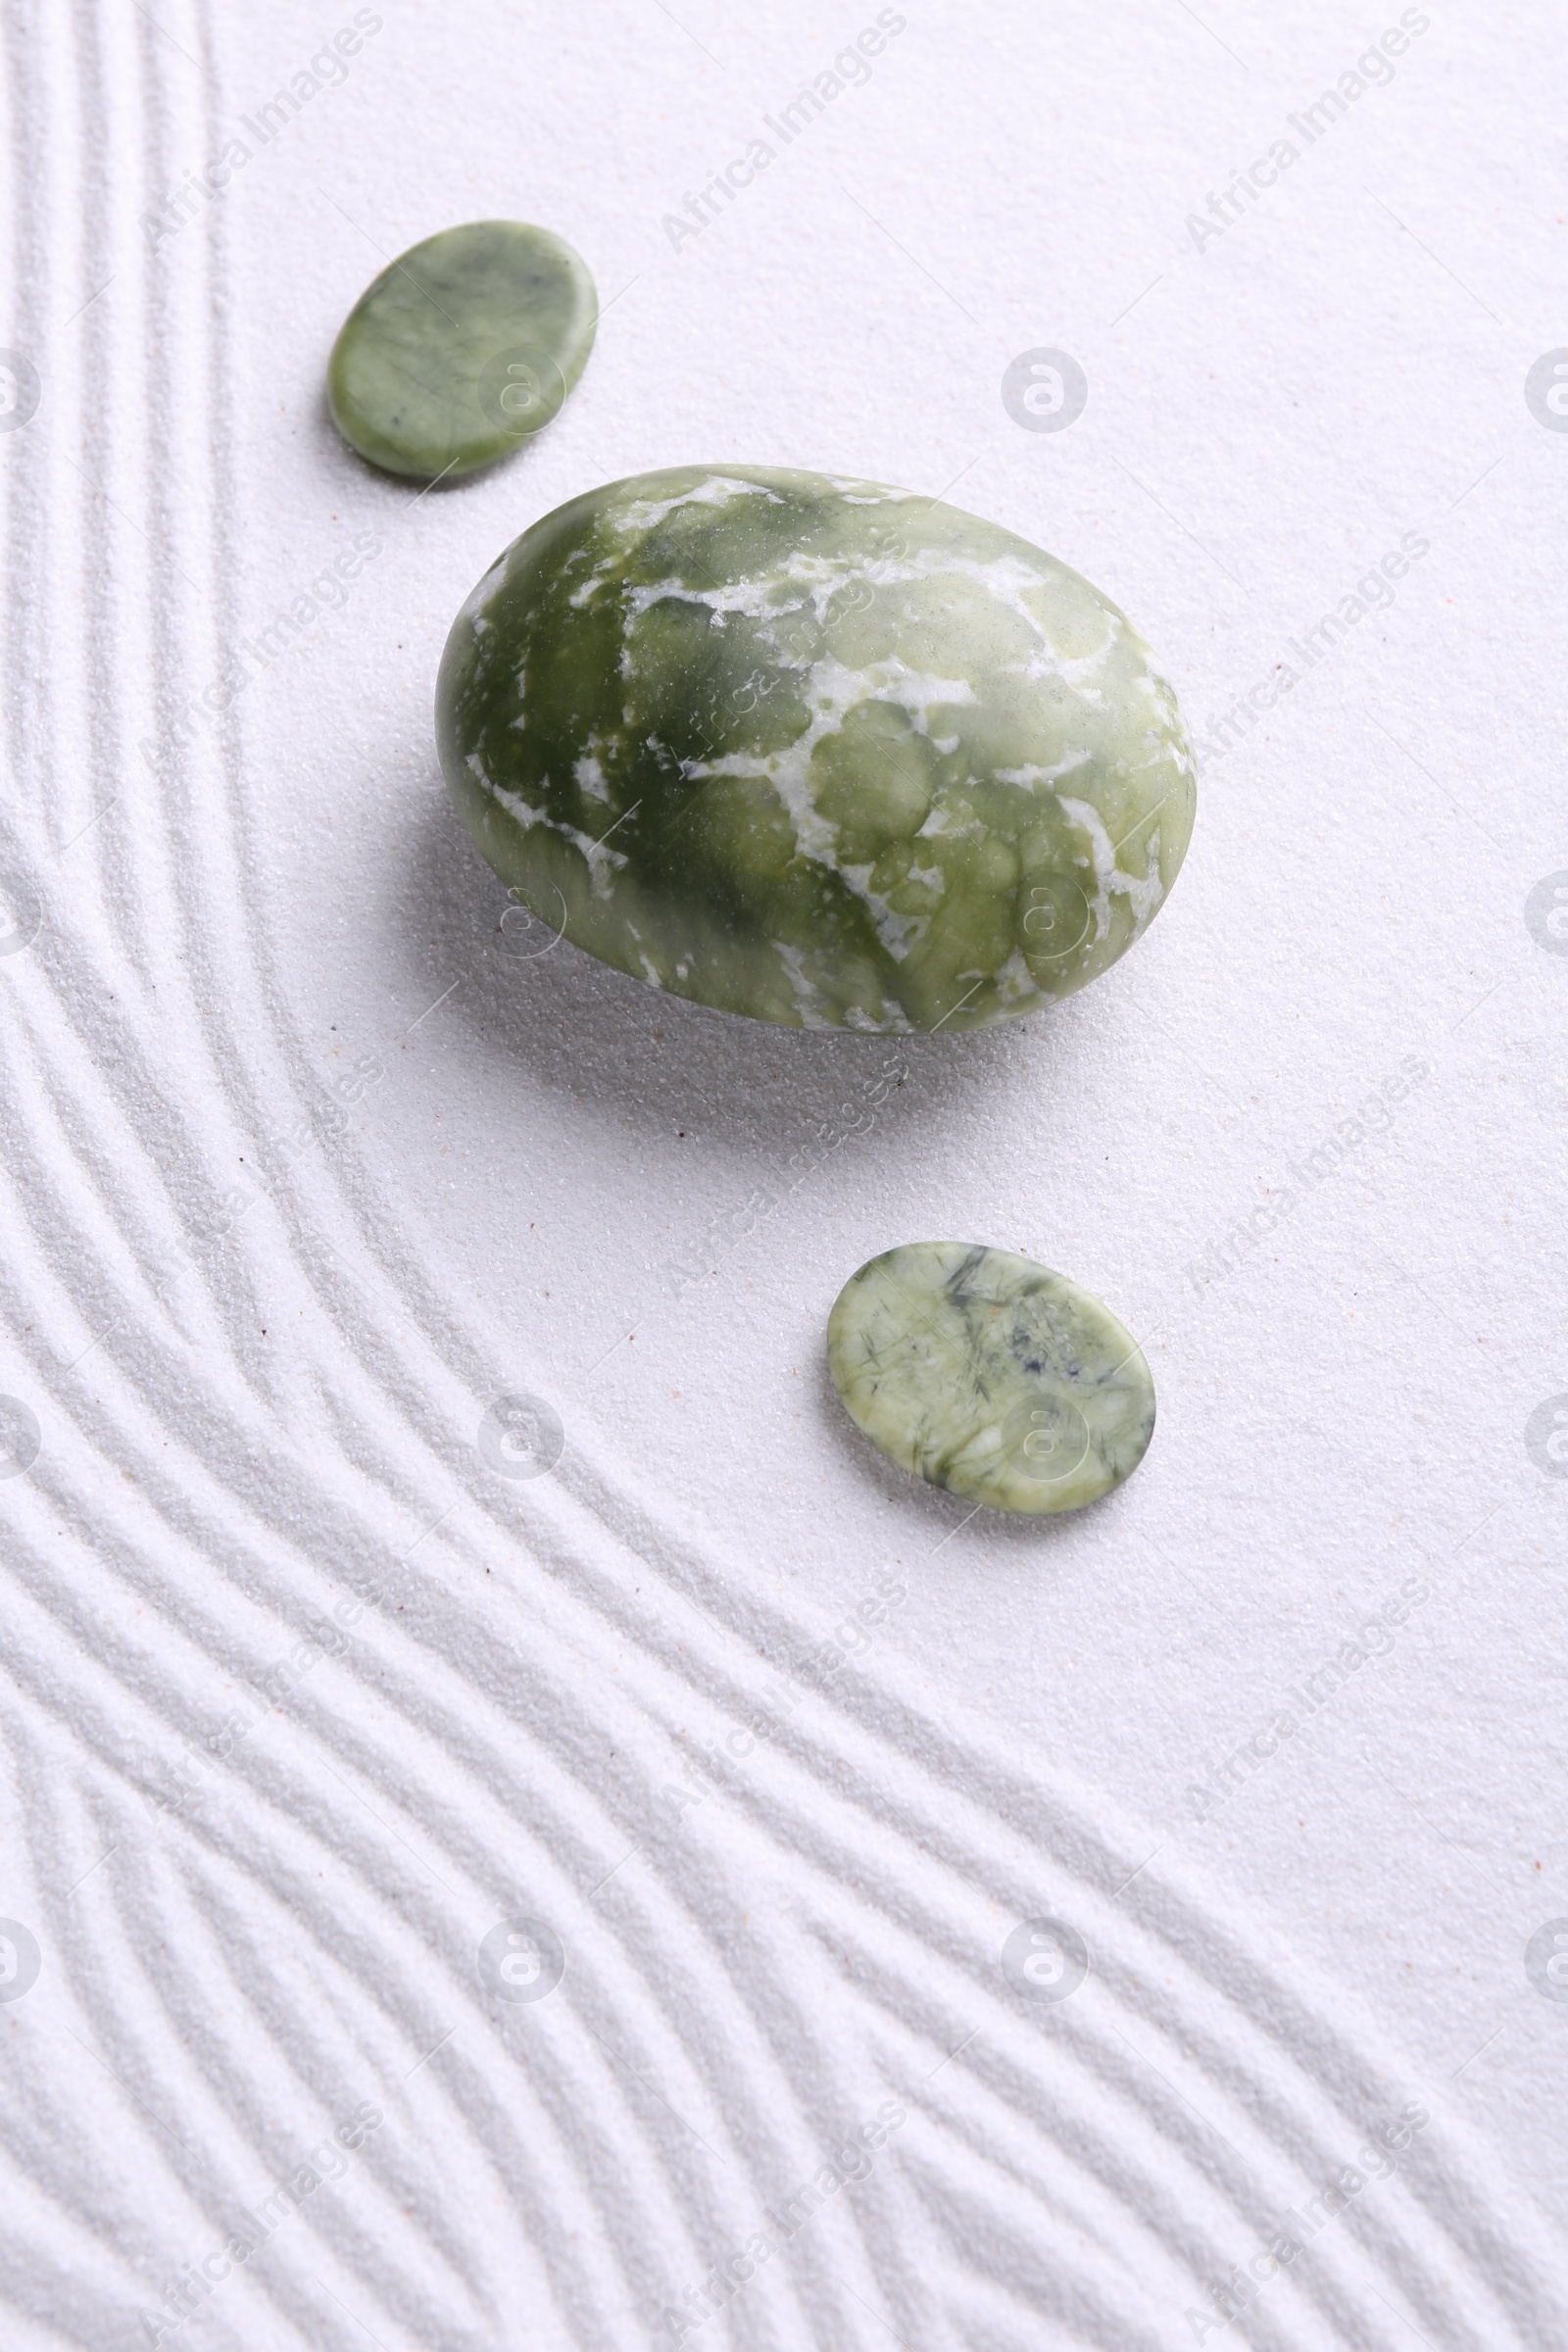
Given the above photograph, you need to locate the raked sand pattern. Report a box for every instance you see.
[0,7,1562,2351]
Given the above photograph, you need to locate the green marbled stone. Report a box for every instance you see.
[436,466,1196,1032]
[327,220,597,481]
[826,1243,1154,1515]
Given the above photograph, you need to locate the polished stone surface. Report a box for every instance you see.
[436,466,1196,1031]
[826,1243,1155,1515]
[327,220,597,480]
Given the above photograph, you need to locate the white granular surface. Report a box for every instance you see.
[0,3,1562,2346]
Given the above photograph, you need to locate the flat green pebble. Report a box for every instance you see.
[326,220,597,480]
[826,1243,1154,1516]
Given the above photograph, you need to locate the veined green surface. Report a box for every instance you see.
[826,1243,1155,1516]
[437,465,1196,1032]
[327,220,597,480]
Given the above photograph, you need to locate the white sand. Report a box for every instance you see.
[0,2,1563,2344]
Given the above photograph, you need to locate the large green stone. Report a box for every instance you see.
[327,220,597,481]
[826,1244,1155,1515]
[436,466,1196,1032]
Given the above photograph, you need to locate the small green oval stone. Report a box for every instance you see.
[826,1243,1155,1515]
[436,466,1196,1032]
[327,220,597,480]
